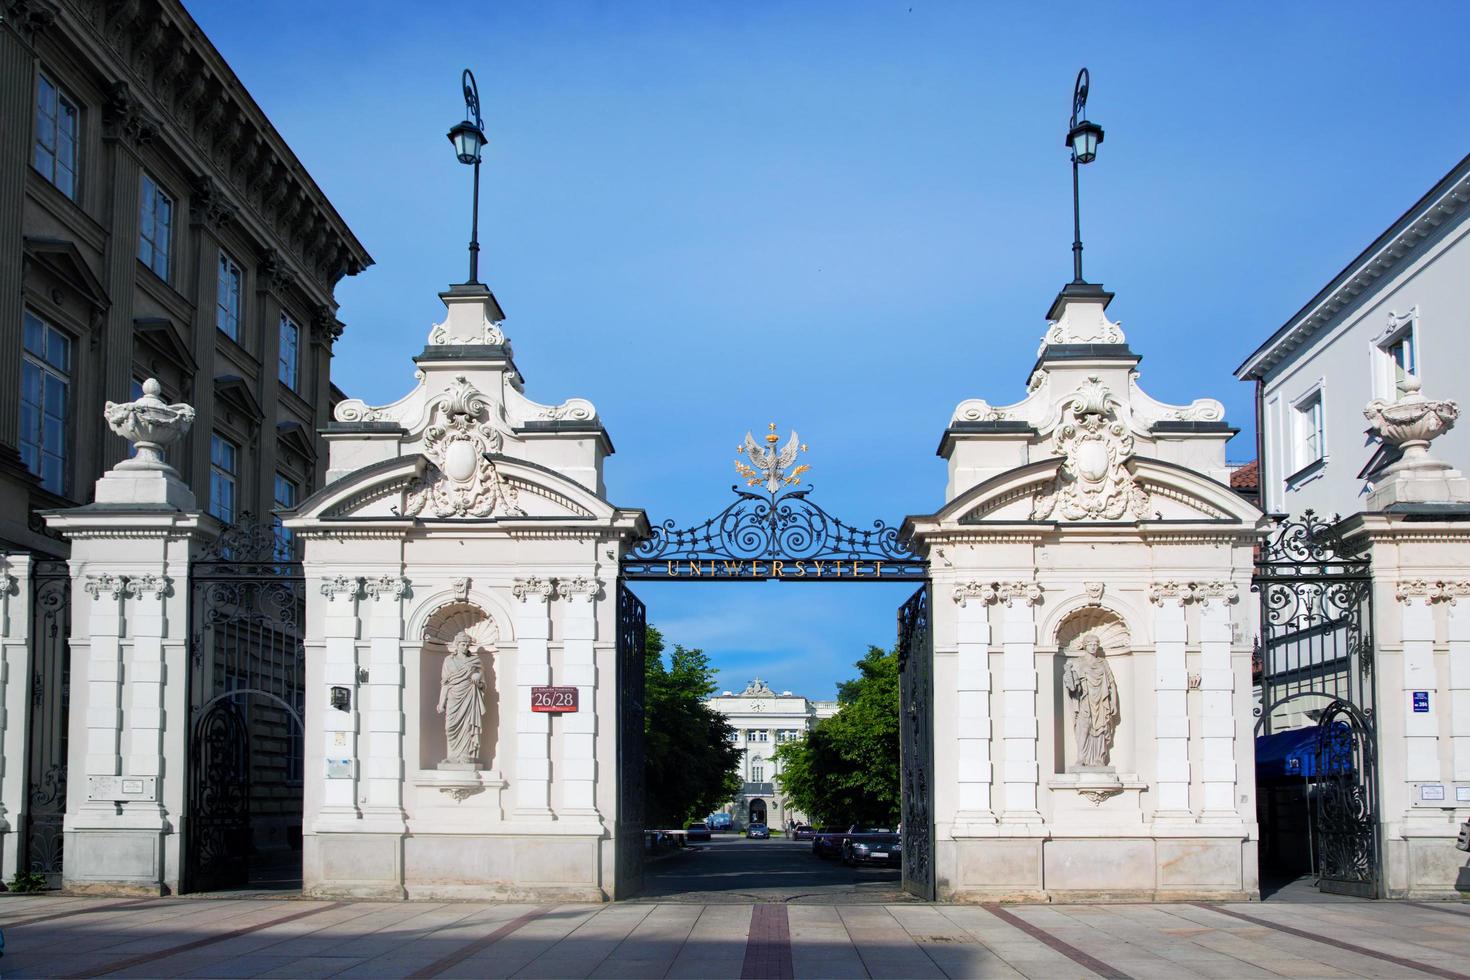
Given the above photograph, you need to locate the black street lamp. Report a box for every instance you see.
[1065,67,1104,285]
[447,69,488,285]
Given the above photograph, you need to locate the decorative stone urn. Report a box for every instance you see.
[1364,377,1469,509]
[103,378,196,471]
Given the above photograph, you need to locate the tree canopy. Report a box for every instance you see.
[643,625,742,828]
[773,644,900,826]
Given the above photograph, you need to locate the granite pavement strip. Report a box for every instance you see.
[0,894,1468,979]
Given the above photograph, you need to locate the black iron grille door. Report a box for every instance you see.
[898,583,935,901]
[615,580,647,897]
[25,560,70,887]
[1253,510,1379,897]
[187,515,306,892]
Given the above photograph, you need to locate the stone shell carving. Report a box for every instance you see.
[1031,377,1151,521]
[404,376,525,519]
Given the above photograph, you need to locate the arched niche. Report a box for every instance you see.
[418,601,501,771]
[1050,606,1132,775]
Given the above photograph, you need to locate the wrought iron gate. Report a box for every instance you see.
[1253,510,1379,897]
[898,583,935,901]
[615,580,647,897]
[25,559,70,887]
[186,516,306,892]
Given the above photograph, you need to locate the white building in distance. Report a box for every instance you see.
[707,678,838,829]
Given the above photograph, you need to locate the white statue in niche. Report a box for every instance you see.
[437,630,485,770]
[1063,633,1119,769]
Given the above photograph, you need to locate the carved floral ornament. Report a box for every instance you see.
[404,376,525,520]
[1147,580,1239,606]
[952,580,1043,607]
[1395,580,1470,604]
[1031,377,1151,522]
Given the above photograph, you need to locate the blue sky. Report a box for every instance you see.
[189,1,1467,699]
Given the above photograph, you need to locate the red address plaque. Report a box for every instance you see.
[531,686,579,713]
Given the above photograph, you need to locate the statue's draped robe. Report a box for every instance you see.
[1063,654,1119,767]
[440,651,485,764]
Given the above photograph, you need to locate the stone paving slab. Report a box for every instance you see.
[1,895,1469,979]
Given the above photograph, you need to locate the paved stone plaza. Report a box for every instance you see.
[0,893,1467,979]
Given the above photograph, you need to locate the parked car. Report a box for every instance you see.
[791,824,817,840]
[685,822,712,842]
[841,826,902,867]
[708,812,733,832]
[812,827,845,858]
[746,822,770,839]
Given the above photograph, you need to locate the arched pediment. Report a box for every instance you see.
[284,452,625,525]
[916,455,1264,528]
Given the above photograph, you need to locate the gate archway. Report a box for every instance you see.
[618,426,931,898]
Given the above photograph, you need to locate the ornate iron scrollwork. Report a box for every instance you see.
[625,485,925,580]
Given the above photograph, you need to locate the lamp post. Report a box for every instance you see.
[447,69,488,285]
[1065,67,1104,285]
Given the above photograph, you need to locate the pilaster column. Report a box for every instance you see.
[952,582,996,827]
[1395,581,1441,809]
[362,575,408,827]
[122,574,170,820]
[1196,581,1240,820]
[318,575,362,824]
[558,576,600,817]
[1148,581,1192,819]
[1446,583,1470,781]
[998,581,1042,822]
[512,576,555,819]
[81,574,132,786]
[0,555,29,878]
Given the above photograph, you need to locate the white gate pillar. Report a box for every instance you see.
[512,575,555,819]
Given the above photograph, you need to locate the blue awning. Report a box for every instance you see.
[1255,722,1353,782]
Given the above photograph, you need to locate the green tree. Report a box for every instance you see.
[774,644,900,826]
[643,625,742,827]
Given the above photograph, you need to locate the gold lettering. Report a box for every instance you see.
[752,561,764,577]
[795,561,808,577]
[832,561,844,577]
[772,560,786,577]
[812,561,824,577]
[688,561,704,576]
[722,561,740,576]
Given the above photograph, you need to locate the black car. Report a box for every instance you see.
[811,827,845,858]
[685,822,712,842]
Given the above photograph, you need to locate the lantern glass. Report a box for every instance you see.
[448,121,485,165]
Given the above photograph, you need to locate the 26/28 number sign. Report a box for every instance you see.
[530,686,578,713]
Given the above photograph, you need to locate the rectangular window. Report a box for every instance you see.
[139,174,173,280]
[278,313,299,390]
[209,433,238,523]
[33,72,79,199]
[272,473,297,560]
[19,311,72,495]
[1296,391,1325,470]
[217,252,243,340]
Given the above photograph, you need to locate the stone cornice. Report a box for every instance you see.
[1236,153,1470,380]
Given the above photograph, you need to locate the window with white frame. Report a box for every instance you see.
[139,174,173,280]
[34,72,79,199]
[1374,312,1418,402]
[278,313,299,390]
[217,252,243,340]
[20,311,72,495]
[272,472,297,559]
[209,433,238,523]
[1293,388,1325,473]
